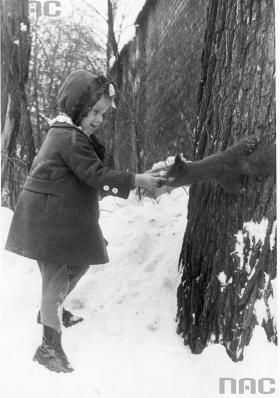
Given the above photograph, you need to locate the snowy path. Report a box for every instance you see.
[0,189,277,398]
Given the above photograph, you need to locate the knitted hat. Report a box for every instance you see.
[57,70,116,125]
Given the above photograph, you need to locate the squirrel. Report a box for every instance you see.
[157,136,275,194]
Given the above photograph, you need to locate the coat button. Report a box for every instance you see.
[112,188,118,194]
[103,185,110,191]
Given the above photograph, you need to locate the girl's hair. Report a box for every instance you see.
[58,71,115,126]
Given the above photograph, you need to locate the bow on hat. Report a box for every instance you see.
[96,75,116,108]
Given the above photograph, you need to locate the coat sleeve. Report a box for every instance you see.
[59,129,135,199]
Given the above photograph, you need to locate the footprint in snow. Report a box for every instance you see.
[162,277,173,290]
[145,262,157,272]
[147,320,159,332]
[68,298,85,309]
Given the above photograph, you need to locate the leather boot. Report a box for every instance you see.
[33,325,74,373]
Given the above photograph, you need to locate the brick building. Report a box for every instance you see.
[112,0,208,172]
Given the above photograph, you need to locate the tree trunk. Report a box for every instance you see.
[1,0,35,209]
[176,0,276,362]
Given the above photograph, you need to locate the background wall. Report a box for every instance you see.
[110,0,208,172]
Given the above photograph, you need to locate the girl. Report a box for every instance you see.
[5,70,164,373]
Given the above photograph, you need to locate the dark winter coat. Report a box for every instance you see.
[5,122,135,266]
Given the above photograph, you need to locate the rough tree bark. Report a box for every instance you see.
[107,0,122,170]
[176,0,276,361]
[1,0,35,209]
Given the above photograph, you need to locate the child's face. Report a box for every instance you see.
[80,94,112,134]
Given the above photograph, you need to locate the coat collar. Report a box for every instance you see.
[50,113,89,136]
[50,113,73,125]
[50,121,86,135]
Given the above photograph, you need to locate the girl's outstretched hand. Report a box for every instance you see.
[134,172,167,191]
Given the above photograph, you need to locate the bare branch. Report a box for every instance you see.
[80,0,108,22]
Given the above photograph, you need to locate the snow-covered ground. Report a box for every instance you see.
[0,188,278,398]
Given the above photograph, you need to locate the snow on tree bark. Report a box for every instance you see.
[1,0,35,209]
[176,0,276,361]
